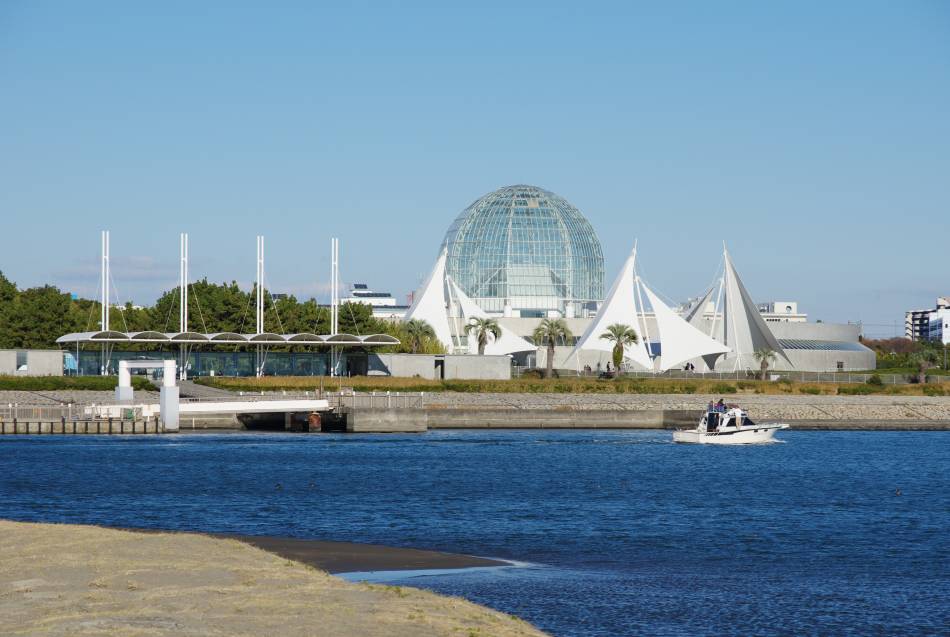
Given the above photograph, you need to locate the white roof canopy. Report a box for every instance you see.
[55,331,398,346]
[640,282,730,371]
[567,247,653,370]
[403,248,455,351]
[448,277,534,355]
[722,249,792,367]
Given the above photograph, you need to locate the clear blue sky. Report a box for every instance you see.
[1,1,948,335]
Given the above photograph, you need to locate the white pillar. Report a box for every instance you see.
[115,360,133,403]
[160,359,179,431]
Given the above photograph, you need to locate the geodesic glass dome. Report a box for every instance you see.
[442,185,605,316]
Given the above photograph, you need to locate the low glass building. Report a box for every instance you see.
[442,185,604,317]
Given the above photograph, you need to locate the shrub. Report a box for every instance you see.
[922,385,946,397]
[866,374,884,387]
[800,387,821,395]
[710,383,737,394]
[737,381,757,390]
[0,375,152,391]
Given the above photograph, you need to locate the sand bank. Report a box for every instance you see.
[0,520,546,637]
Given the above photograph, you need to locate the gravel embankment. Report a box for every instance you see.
[422,392,950,422]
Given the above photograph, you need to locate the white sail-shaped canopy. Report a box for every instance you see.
[567,247,652,370]
[683,286,715,329]
[640,282,730,371]
[722,249,792,367]
[404,249,454,352]
[448,278,534,355]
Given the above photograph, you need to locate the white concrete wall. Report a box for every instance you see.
[0,350,64,376]
[443,355,511,380]
[0,351,15,375]
[367,353,437,379]
[26,350,64,376]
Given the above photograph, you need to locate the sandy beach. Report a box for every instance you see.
[0,520,547,637]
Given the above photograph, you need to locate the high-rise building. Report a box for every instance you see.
[906,296,950,340]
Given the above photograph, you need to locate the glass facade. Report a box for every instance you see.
[442,185,604,315]
[74,350,349,377]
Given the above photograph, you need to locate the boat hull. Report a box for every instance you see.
[673,424,788,445]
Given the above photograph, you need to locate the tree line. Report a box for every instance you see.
[0,271,443,354]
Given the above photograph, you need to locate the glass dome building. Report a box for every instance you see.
[442,185,605,317]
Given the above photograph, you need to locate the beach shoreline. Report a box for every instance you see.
[0,519,546,637]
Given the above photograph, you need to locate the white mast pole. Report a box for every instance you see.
[101,231,108,331]
[256,236,264,376]
[330,237,339,375]
[629,242,654,372]
[100,230,110,376]
[179,233,190,380]
[256,236,264,334]
[180,233,189,333]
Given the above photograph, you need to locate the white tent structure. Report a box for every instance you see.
[404,249,455,352]
[447,277,534,355]
[683,286,716,329]
[640,283,729,371]
[715,247,792,370]
[566,247,653,370]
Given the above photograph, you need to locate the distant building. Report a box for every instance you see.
[906,296,950,341]
[341,283,408,320]
[927,309,950,345]
[757,301,807,323]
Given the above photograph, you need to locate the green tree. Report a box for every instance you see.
[338,301,384,335]
[0,270,16,306]
[466,317,501,355]
[0,285,79,348]
[599,323,639,373]
[753,348,778,381]
[533,318,572,379]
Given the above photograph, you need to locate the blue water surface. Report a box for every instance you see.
[1,430,947,636]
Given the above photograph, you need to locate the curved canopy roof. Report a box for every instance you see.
[55,331,398,347]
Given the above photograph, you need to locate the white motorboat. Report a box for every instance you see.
[673,407,789,444]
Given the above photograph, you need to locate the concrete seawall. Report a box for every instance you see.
[427,408,700,429]
[345,408,427,433]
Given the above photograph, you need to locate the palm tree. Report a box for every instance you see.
[599,323,639,375]
[466,317,501,355]
[909,350,938,384]
[533,318,572,379]
[752,348,778,381]
[404,319,435,354]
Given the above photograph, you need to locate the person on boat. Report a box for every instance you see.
[716,399,725,412]
[706,400,714,413]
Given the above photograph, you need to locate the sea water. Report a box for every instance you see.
[0,430,947,636]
